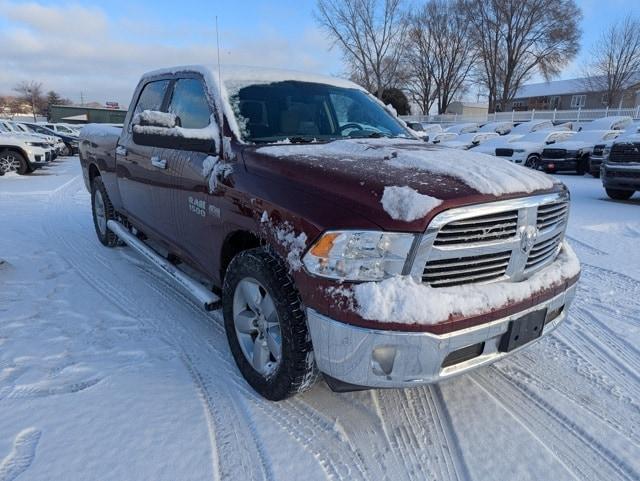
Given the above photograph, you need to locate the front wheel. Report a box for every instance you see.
[525,155,539,169]
[606,188,635,201]
[91,177,119,246]
[61,144,71,156]
[223,248,318,400]
[0,149,29,175]
[577,157,589,175]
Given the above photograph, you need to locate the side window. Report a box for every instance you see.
[133,80,171,116]
[167,78,211,129]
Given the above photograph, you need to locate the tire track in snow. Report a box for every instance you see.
[46,176,366,481]
[0,428,41,481]
[473,367,639,481]
[43,179,263,481]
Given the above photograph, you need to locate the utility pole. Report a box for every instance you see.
[80,92,85,106]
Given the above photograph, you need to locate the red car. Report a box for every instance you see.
[79,66,580,400]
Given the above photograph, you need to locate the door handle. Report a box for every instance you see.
[151,156,167,169]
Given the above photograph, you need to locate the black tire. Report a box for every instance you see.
[61,143,71,156]
[590,170,601,178]
[525,154,539,169]
[91,176,119,247]
[605,188,635,201]
[0,149,30,175]
[223,248,318,400]
[577,156,588,175]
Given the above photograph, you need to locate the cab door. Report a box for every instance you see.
[158,76,228,277]
[117,78,174,235]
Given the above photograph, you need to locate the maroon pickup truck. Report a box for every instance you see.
[79,65,580,400]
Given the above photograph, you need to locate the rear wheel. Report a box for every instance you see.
[606,188,635,201]
[91,176,119,247]
[0,149,29,175]
[223,248,318,400]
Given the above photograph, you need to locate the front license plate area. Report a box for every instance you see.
[499,309,546,352]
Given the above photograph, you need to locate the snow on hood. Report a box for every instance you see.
[549,139,599,151]
[354,242,580,325]
[258,138,553,196]
[381,186,442,222]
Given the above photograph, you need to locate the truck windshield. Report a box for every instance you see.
[230,81,411,143]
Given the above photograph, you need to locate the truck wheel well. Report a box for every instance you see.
[1,146,29,161]
[88,163,100,185]
[220,230,261,279]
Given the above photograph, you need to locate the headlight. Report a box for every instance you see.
[302,231,415,281]
[603,146,611,157]
[25,142,41,147]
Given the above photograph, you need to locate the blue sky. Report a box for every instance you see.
[0,0,638,106]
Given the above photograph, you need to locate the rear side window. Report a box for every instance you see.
[133,80,171,116]
[167,78,211,129]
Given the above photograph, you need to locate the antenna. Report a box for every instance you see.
[215,16,224,155]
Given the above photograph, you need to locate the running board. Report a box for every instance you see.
[107,220,220,311]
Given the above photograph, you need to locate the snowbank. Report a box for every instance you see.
[381,186,442,222]
[353,242,580,325]
[258,138,555,196]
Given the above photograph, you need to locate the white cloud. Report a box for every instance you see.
[0,1,342,106]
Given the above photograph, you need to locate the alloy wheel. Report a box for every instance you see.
[232,278,282,377]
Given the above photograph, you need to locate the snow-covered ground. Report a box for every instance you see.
[1,158,639,481]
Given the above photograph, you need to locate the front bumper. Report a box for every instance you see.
[26,147,49,167]
[602,163,640,190]
[307,283,577,388]
[540,157,578,171]
[590,156,604,174]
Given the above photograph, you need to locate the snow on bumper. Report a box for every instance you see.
[307,243,580,388]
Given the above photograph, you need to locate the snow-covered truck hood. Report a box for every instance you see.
[245,138,560,232]
[546,140,596,152]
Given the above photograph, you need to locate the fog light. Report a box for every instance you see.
[372,346,396,376]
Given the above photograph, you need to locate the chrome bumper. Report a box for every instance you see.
[307,283,577,388]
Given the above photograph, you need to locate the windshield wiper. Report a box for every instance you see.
[288,136,316,144]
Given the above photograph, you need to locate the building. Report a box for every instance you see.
[504,74,640,112]
[446,101,489,118]
[49,105,127,124]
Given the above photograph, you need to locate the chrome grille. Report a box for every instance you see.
[610,142,640,163]
[423,251,510,287]
[536,201,568,231]
[410,193,570,289]
[526,233,562,270]
[433,210,518,246]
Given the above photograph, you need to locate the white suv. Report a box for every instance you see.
[0,124,54,175]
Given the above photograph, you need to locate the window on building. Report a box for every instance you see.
[550,96,561,109]
[570,94,586,109]
[601,92,609,106]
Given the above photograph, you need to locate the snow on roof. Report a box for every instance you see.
[515,72,640,99]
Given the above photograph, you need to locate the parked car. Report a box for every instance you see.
[485,130,575,166]
[420,123,443,134]
[601,138,640,200]
[79,65,580,400]
[405,122,429,140]
[445,122,479,134]
[510,120,557,135]
[430,132,458,144]
[471,133,525,155]
[539,130,621,174]
[5,121,61,155]
[590,127,640,177]
[439,132,499,150]
[0,124,53,175]
[20,122,78,156]
[478,121,513,135]
[577,116,631,132]
[42,123,81,136]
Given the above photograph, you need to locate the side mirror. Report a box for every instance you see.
[131,110,217,154]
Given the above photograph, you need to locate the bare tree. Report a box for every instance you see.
[315,0,408,98]
[464,0,581,112]
[13,81,44,121]
[405,12,437,114]
[583,15,640,108]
